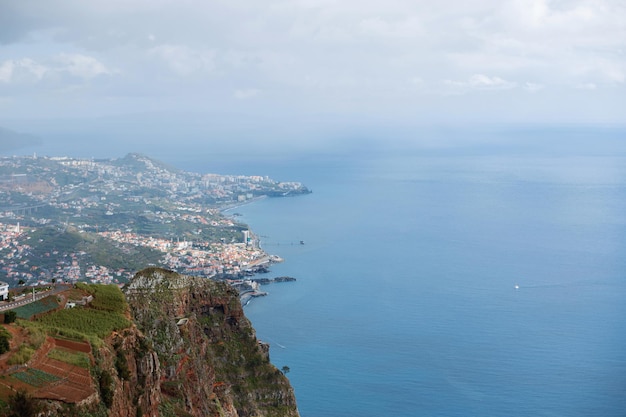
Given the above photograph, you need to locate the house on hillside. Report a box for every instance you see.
[67,295,93,307]
[0,281,9,301]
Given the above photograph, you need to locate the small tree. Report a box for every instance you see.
[4,310,17,324]
[0,332,10,354]
[98,370,114,408]
[8,390,40,417]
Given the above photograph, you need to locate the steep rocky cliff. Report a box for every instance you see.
[13,268,300,417]
[117,267,300,417]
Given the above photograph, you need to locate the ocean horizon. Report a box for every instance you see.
[231,136,625,416]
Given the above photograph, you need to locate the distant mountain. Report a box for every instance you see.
[112,152,182,174]
[0,127,41,153]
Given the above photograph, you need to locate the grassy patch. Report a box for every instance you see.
[23,284,131,346]
[65,288,89,301]
[7,345,35,365]
[47,348,90,368]
[25,326,46,350]
[75,283,127,313]
[35,307,130,340]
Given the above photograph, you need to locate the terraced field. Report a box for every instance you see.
[0,335,96,404]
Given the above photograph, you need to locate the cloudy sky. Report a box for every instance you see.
[0,0,625,136]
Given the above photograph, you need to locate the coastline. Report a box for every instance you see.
[216,194,299,306]
[237,276,297,306]
[240,290,268,306]
[220,195,268,214]
[231,257,290,306]
[217,196,279,306]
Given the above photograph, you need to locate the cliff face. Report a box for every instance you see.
[110,267,299,417]
[0,268,298,417]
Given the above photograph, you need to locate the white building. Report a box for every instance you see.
[0,281,9,301]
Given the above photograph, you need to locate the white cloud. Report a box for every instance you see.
[56,53,113,79]
[0,58,48,83]
[0,54,113,85]
[408,76,424,87]
[524,82,544,92]
[444,74,517,93]
[0,0,624,122]
[358,16,423,38]
[149,44,216,76]
[234,88,261,100]
[447,0,626,88]
[22,58,48,79]
[0,61,14,83]
[576,82,597,90]
[469,74,516,89]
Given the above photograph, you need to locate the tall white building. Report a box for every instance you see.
[242,230,251,246]
[0,281,9,301]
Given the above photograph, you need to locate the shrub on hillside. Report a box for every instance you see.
[4,310,17,324]
[0,327,10,354]
[7,390,41,417]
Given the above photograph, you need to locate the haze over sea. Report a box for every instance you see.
[232,130,626,417]
[16,126,626,416]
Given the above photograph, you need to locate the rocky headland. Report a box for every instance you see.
[0,268,299,417]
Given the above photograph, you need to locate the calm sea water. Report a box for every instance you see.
[229,150,626,417]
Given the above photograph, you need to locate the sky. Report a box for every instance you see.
[0,0,625,152]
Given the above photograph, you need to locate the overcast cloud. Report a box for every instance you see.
[0,0,625,126]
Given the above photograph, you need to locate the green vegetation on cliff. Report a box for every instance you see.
[36,308,130,341]
[47,348,90,368]
[25,284,131,346]
[1,269,299,417]
[0,327,10,354]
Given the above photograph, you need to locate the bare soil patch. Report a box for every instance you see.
[52,337,91,353]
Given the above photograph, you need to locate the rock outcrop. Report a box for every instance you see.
[31,268,299,417]
[109,267,300,417]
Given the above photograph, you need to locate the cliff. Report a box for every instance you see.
[0,268,299,417]
[121,267,299,417]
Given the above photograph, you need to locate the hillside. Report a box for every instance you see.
[25,227,164,274]
[0,269,299,417]
[1,153,310,286]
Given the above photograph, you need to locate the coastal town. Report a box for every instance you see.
[0,153,309,297]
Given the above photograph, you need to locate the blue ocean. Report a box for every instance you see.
[228,141,625,416]
[16,126,626,416]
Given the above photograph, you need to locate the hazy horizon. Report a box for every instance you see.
[1,0,625,149]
